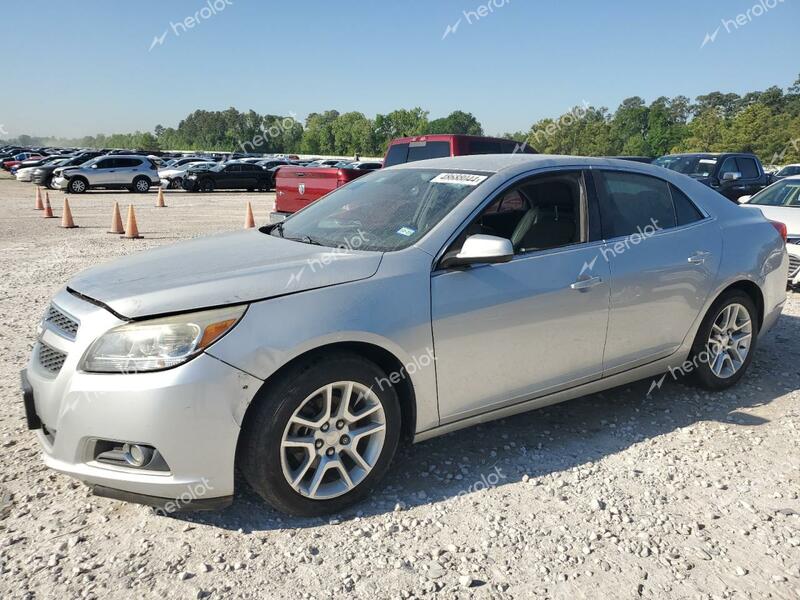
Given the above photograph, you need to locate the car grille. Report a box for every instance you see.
[790,255,800,278]
[44,304,79,339]
[38,343,67,374]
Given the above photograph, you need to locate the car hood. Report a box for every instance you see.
[740,204,800,237]
[67,229,383,318]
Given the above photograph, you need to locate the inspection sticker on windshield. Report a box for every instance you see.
[431,173,488,186]
[396,226,416,237]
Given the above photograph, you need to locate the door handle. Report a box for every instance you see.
[570,276,602,291]
[688,251,711,265]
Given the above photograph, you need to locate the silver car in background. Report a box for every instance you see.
[52,155,160,194]
[22,155,788,516]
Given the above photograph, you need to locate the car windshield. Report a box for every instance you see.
[272,169,490,252]
[777,166,800,177]
[748,179,800,207]
[653,155,718,177]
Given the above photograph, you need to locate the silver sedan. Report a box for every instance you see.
[23,155,788,516]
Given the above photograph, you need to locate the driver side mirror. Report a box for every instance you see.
[721,171,742,182]
[440,234,514,269]
[736,195,752,204]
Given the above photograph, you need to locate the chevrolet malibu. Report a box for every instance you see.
[22,155,788,516]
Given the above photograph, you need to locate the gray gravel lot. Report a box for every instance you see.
[0,175,798,600]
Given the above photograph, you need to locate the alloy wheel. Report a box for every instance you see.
[280,381,386,500]
[706,303,753,379]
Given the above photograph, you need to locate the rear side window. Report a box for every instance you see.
[595,171,676,238]
[737,157,760,178]
[670,184,704,226]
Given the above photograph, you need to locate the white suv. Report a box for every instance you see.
[53,155,161,194]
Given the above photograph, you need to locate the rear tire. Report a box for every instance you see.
[132,177,150,193]
[690,290,758,390]
[239,352,401,516]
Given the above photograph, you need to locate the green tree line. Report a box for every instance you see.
[5,75,799,163]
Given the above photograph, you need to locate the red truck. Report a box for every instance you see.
[269,134,534,223]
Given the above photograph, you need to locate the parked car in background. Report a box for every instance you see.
[159,161,218,189]
[346,161,383,170]
[182,161,270,192]
[738,175,800,286]
[3,152,44,171]
[271,134,535,222]
[774,164,800,180]
[653,153,771,202]
[15,156,72,182]
[609,156,654,164]
[22,155,787,516]
[53,155,160,193]
[33,152,104,188]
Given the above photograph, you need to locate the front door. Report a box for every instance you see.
[431,170,611,423]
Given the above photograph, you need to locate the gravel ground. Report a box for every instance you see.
[0,175,799,600]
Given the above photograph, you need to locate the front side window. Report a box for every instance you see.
[595,171,676,238]
[449,171,586,255]
[737,158,760,179]
[275,169,489,251]
[719,157,738,178]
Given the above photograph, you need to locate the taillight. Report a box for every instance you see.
[337,168,359,187]
[770,220,787,243]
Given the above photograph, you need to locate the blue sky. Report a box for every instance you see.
[1,0,798,138]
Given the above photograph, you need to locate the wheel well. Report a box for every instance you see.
[240,342,417,440]
[718,280,764,329]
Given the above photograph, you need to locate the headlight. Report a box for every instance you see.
[80,305,247,373]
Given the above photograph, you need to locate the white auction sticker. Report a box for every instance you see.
[430,173,488,186]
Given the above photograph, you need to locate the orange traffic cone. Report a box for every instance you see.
[42,192,56,218]
[35,186,44,210]
[156,187,166,208]
[108,202,124,234]
[244,202,256,229]
[122,204,143,239]
[61,198,78,228]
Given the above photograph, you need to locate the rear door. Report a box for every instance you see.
[594,170,722,373]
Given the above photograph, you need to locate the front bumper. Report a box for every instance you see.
[52,176,68,190]
[23,289,262,508]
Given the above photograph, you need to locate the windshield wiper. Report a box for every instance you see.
[286,234,324,246]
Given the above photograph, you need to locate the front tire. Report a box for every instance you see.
[198,179,215,192]
[67,177,88,194]
[690,290,758,390]
[239,352,401,516]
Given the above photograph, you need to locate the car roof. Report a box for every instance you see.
[388,153,680,176]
